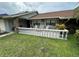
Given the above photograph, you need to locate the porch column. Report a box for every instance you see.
[14,18,19,33]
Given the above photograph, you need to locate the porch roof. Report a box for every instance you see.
[30,10,74,20]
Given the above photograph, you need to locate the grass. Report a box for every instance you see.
[0,33,79,57]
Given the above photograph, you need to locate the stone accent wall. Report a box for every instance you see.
[14,18,19,32]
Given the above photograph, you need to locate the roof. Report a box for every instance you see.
[30,10,74,19]
[1,11,38,19]
[0,14,8,16]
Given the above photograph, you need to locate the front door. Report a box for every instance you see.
[26,20,31,28]
[19,19,31,28]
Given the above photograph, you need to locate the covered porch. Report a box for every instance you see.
[17,17,68,29]
[16,17,69,40]
[18,18,59,29]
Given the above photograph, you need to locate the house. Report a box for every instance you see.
[1,10,78,39]
[0,9,79,34]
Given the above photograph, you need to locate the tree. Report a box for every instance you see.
[74,6,79,23]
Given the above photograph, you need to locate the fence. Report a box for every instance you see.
[18,27,68,40]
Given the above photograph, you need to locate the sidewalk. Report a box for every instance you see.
[0,32,14,38]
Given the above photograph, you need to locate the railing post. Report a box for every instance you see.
[62,31,64,39]
[65,31,68,40]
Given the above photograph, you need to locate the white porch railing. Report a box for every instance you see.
[18,27,68,40]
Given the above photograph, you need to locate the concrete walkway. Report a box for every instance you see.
[0,32,14,38]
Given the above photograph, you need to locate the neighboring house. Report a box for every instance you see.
[0,10,79,33]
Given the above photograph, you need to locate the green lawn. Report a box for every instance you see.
[0,33,79,57]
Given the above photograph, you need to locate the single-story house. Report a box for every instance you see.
[0,10,79,34]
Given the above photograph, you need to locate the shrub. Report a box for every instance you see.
[75,30,79,39]
[56,24,65,30]
[74,30,79,46]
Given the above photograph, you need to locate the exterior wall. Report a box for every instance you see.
[4,19,14,32]
[13,18,20,32]
[31,19,58,29]
[0,19,14,32]
[0,19,6,32]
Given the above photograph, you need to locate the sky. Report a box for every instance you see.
[0,2,78,15]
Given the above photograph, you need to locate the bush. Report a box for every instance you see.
[56,24,65,30]
[75,30,79,38]
[74,30,79,46]
[69,28,76,34]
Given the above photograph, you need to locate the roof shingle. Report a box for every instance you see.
[31,10,74,19]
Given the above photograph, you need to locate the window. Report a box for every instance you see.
[46,20,51,25]
[33,20,40,28]
[46,20,56,25]
[51,20,56,26]
[34,23,40,25]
